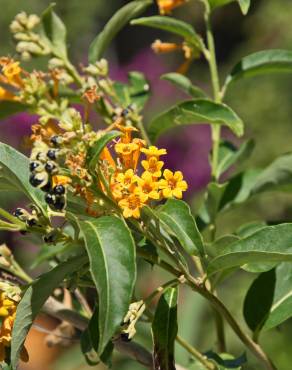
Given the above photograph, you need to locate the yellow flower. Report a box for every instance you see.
[116,169,136,189]
[115,142,138,156]
[141,157,164,178]
[156,0,187,14]
[135,172,160,200]
[116,125,138,144]
[52,175,71,187]
[141,145,167,158]
[119,193,148,219]
[2,60,22,86]
[159,169,188,199]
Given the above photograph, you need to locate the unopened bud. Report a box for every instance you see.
[48,58,65,69]
[16,41,43,54]
[10,20,24,33]
[15,12,28,26]
[21,51,31,61]
[0,244,12,258]
[27,14,40,30]
[13,32,31,41]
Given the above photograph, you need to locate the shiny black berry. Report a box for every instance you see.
[40,180,51,192]
[120,333,131,342]
[13,208,24,217]
[26,218,37,227]
[45,193,55,205]
[50,135,62,146]
[47,149,58,160]
[52,196,66,211]
[53,185,65,195]
[29,174,44,187]
[45,161,56,173]
[29,161,40,172]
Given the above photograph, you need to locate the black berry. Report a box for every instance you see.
[40,180,51,192]
[45,193,55,205]
[26,218,37,227]
[120,333,131,342]
[45,161,56,173]
[53,185,65,195]
[47,149,58,160]
[29,174,43,187]
[50,135,62,146]
[29,161,40,172]
[52,196,66,211]
[13,208,24,217]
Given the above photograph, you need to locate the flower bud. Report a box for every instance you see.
[13,32,31,41]
[10,20,24,33]
[15,12,28,26]
[0,244,12,258]
[27,14,40,30]
[48,58,65,69]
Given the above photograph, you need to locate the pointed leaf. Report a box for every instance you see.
[157,199,204,256]
[78,216,136,354]
[148,99,244,142]
[243,269,276,334]
[161,73,207,98]
[11,255,87,369]
[0,142,47,216]
[238,0,251,14]
[89,0,152,63]
[225,50,292,89]
[152,287,178,370]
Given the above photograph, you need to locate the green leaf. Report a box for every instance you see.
[243,269,276,335]
[157,199,204,256]
[208,0,233,10]
[0,142,47,216]
[251,153,292,194]
[225,50,292,90]
[131,16,203,49]
[148,99,244,142]
[238,0,251,14]
[89,0,152,63]
[161,73,207,98]
[207,224,292,275]
[264,263,292,329]
[216,139,255,179]
[0,101,28,120]
[198,182,228,224]
[11,255,87,369]
[41,4,68,59]
[152,287,178,370]
[87,130,120,172]
[78,216,136,354]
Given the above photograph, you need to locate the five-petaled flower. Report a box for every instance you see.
[119,193,148,219]
[159,169,188,199]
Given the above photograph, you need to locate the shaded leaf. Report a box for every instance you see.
[157,199,204,256]
[204,351,246,369]
[148,99,244,142]
[78,216,136,354]
[243,269,276,334]
[152,287,178,370]
[11,255,87,369]
[208,224,292,275]
[89,0,152,63]
[161,73,207,98]
[0,101,28,120]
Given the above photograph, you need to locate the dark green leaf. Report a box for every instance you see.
[198,182,228,224]
[243,269,276,334]
[152,287,178,370]
[87,130,120,172]
[89,0,152,63]
[264,263,292,329]
[0,101,28,120]
[208,224,292,275]
[11,255,87,369]
[78,216,136,354]
[41,4,68,59]
[131,16,203,49]
[161,73,207,98]
[208,0,233,10]
[0,142,47,216]
[204,351,246,369]
[225,50,292,90]
[148,99,244,142]
[157,199,204,256]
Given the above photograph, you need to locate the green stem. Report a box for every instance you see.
[136,119,151,146]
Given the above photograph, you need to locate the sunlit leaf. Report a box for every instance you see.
[161,73,207,98]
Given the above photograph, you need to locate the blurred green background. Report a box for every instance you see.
[1,0,292,369]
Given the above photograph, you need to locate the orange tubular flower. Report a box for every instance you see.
[0,86,18,102]
[115,142,139,169]
[151,39,181,54]
[118,193,148,219]
[156,0,187,14]
[100,147,116,170]
[159,169,188,199]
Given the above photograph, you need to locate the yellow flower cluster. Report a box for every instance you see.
[103,126,188,219]
[0,58,23,101]
[156,0,188,14]
[0,291,28,363]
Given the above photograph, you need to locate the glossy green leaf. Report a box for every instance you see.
[208,224,292,275]
[0,101,28,120]
[225,49,292,89]
[87,130,120,172]
[131,16,203,49]
[148,99,244,142]
[78,216,136,354]
[89,0,152,63]
[243,269,276,334]
[157,199,204,256]
[251,153,292,194]
[216,139,255,179]
[11,255,87,369]
[152,287,178,370]
[208,0,233,10]
[161,73,207,98]
[0,142,47,216]
[264,263,292,329]
[41,4,68,59]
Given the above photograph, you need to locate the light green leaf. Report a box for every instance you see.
[208,0,233,9]
[87,130,120,172]
[41,4,68,59]
[89,0,152,63]
[161,73,207,98]
[152,287,178,370]
[148,99,244,142]
[225,50,292,90]
[131,16,204,49]
[264,263,292,329]
[0,142,47,216]
[157,199,204,256]
[208,224,292,275]
[0,101,28,120]
[11,255,87,369]
[78,216,136,354]
[238,0,251,14]
[209,0,251,14]
[243,269,276,335]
